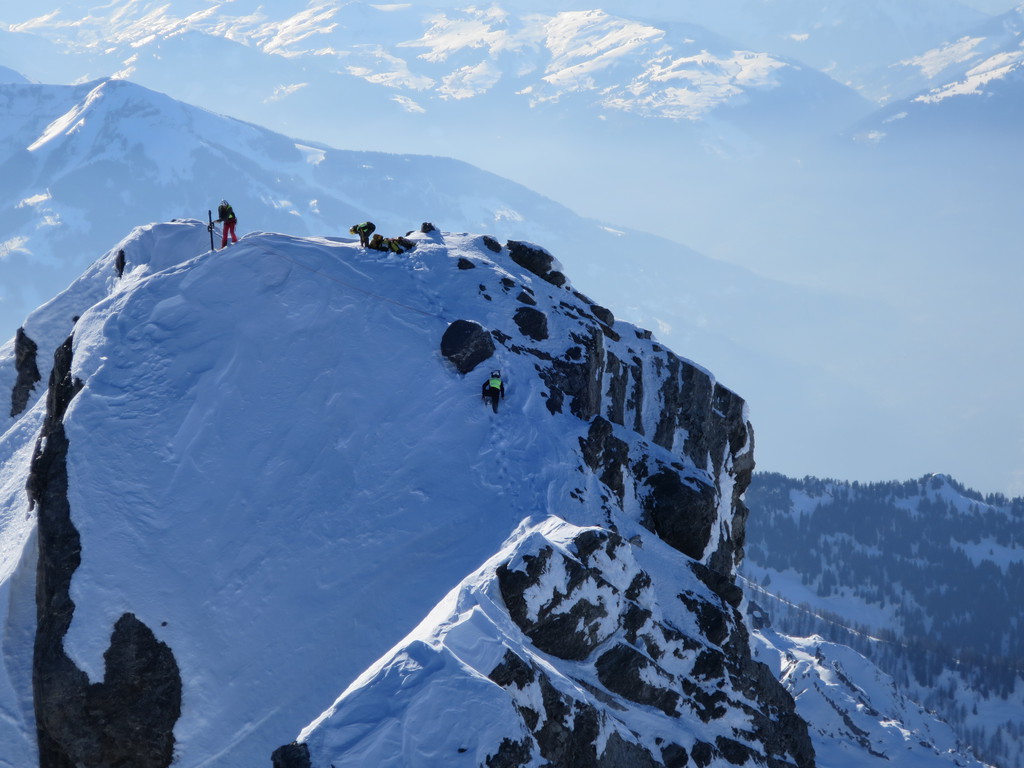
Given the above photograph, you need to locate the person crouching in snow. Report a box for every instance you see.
[350,221,375,247]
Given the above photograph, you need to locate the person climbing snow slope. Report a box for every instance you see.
[482,370,505,413]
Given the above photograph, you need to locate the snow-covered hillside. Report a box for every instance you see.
[5,4,1024,499]
[6,74,966,511]
[0,218,770,766]
[855,4,1024,143]
[751,615,991,768]
[742,472,1023,768]
[0,220,990,767]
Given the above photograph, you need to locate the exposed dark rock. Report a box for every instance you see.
[661,743,689,767]
[678,592,728,646]
[272,741,312,768]
[625,571,651,602]
[486,519,813,768]
[621,603,653,645]
[457,257,475,270]
[440,319,496,374]
[539,330,604,420]
[115,248,126,277]
[605,353,629,427]
[420,221,437,233]
[579,417,629,504]
[722,618,816,768]
[689,561,744,609]
[482,235,502,253]
[717,736,756,765]
[11,327,41,417]
[572,528,615,561]
[489,650,536,690]
[513,306,548,341]
[501,277,516,291]
[692,649,726,680]
[506,241,567,287]
[691,741,715,767]
[84,613,182,767]
[641,468,718,560]
[681,679,730,723]
[535,677,601,765]
[594,643,679,717]
[497,547,611,661]
[591,304,614,328]
[486,738,532,768]
[598,732,660,767]
[30,336,182,768]
[516,291,537,306]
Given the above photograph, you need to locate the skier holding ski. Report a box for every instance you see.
[215,200,239,248]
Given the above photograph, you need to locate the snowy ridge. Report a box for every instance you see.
[5,2,855,122]
[855,4,1024,141]
[0,222,1000,765]
[0,218,764,766]
[742,472,1023,768]
[752,616,992,768]
[289,516,812,768]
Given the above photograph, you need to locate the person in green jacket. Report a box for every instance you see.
[482,370,505,413]
[349,221,376,247]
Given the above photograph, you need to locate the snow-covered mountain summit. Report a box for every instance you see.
[0,218,779,766]
[0,219,993,766]
[3,73,938,509]
[852,5,1024,148]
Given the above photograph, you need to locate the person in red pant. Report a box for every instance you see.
[216,200,238,248]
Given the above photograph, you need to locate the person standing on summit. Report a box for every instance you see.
[216,199,239,248]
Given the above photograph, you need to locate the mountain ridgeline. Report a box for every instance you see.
[1,221,815,767]
[742,472,1024,768]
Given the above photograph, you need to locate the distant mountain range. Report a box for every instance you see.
[742,472,1024,768]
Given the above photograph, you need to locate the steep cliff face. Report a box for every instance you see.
[0,220,802,767]
[27,336,181,768]
[282,240,808,766]
[10,328,41,418]
[286,519,812,768]
[443,239,755,574]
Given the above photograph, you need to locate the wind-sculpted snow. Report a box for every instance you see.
[287,519,813,768]
[751,612,992,768]
[0,219,995,765]
[0,220,763,766]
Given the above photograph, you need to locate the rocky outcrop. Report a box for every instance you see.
[527,312,752,569]
[273,741,313,768]
[506,241,567,287]
[29,336,181,768]
[10,327,41,417]
[513,306,548,341]
[490,525,814,768]
[441,319,496,374]
[275,233,797,767]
